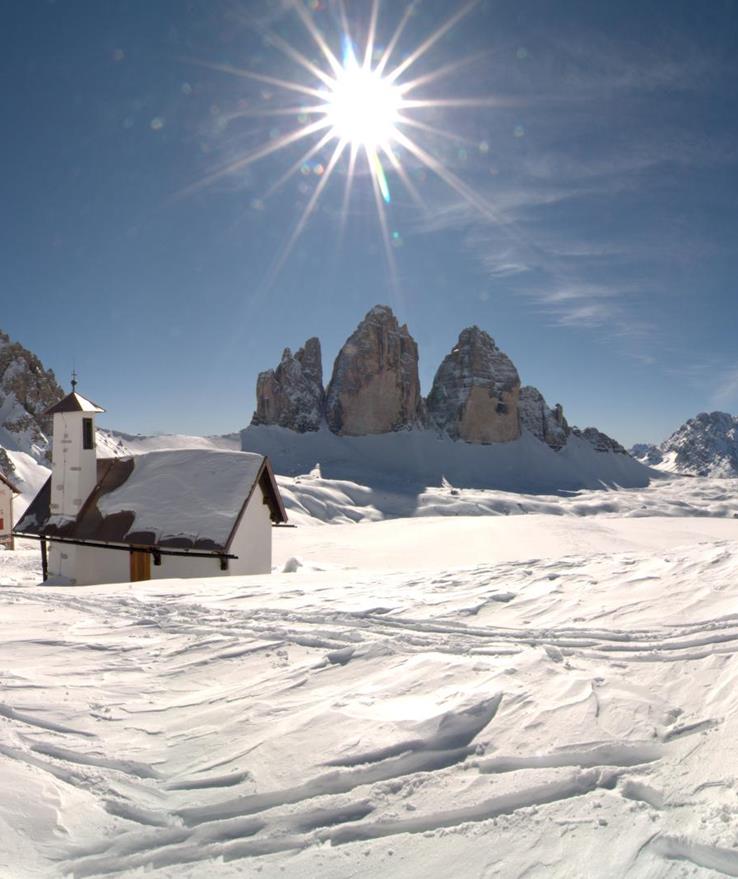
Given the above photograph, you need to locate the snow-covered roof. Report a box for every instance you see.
[15,449,287,552]
[45,391,105,416]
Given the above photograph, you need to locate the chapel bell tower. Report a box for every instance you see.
[45,373,105,522]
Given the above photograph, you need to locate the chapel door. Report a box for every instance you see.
[130,550,151,582]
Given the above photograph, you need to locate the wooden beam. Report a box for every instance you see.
[40,538,48,581]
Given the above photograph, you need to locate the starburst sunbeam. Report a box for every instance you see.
[186,0,504,283]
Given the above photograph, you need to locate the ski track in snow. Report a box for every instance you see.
[1,509,738,875]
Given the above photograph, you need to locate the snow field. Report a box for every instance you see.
[278,471,738,526]
[1,509,738,877]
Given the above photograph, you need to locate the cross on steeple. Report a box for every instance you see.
[71,370,78,391]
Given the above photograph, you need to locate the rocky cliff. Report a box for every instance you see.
[0,330,64,481]
[426,327,520,443]
[251,337,324,433]
[632,411,738,476]
[518,386,570,451]
[571,426,627,455]
[324,306,424,435]
[248,304,632,460]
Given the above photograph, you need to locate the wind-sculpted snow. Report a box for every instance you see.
[2,520,738,876]
[278,469,738,525]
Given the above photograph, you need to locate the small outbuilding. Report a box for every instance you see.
[14,384,287,585]
[0,470,19,549]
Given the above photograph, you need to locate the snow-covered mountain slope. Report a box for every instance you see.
[631,411,738,476]
[96,429,240,458]
[2,449,49,517]
[2,514,738,877]
[242,424,653,493]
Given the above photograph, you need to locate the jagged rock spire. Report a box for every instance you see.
[325,305,424,435]
[251,337,324,433]
[426,326,521,443]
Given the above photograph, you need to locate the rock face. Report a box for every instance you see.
[426,327,521,443]
[252,338,324,433]
[246,305,634,460]
[0,330,64,477]
[572,426,627,455]
[665,411,738,475]
[631,411,738,476]
[519,386,570,451]
[325,306,423,435]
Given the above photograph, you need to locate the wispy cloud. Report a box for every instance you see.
[403,25,737,363]
[712,367,738,409]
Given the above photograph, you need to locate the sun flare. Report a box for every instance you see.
[187,0,498,285]
[324,52,403,150]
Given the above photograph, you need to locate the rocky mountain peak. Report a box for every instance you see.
[426,326,521,443]
[325,305,423,435]
[632,410,738,476]
[0,330,64,477]
[246,306,633,459]
[251,337,324,433]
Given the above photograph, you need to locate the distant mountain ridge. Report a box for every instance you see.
[247,304,624,452]
[632,411,738,477]
[242,305,646,491]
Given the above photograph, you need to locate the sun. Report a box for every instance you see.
[324,52,402,150]
[185,0,498,285]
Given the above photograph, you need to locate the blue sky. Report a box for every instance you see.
[4,0,738,445]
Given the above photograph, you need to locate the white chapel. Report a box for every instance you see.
[15,382,287,585]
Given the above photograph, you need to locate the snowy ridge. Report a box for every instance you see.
[96,429,240,457]
[242,424,652,493]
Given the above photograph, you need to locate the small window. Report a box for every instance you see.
[82,417,94,450]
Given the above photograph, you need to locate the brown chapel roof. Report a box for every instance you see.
[44,391,105,417]
[14,449,287,553]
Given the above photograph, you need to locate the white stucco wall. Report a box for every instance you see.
[73,543,129,586]
[48,541,79,582]
[229,484,273,575]
[45,485,274,585]
[50,411,99,520]
[150,553,226,581]
[0,487,13,546]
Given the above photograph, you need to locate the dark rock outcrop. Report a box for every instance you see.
[252,338,324,433]
[519,386,570,451]
[572,426,627,455]
[426,327,521,443]
[325,306,423,435]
